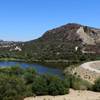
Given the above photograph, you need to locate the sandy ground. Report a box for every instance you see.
[80,61,100,73]
[24,89,100,100]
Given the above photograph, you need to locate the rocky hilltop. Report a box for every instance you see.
[41,23,100,45]
[22,23,100,62]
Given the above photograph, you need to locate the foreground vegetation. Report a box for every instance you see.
[0,65,100,100]
[0,66,69,100]
[93,78,100,92]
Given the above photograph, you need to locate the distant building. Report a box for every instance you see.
[75,46,78,51]
[10,46,22,51]
[15,46,22,51]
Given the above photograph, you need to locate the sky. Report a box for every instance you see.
[0,0,100,41]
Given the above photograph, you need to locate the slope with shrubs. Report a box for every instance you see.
[0,66,99,100]
[0,66,69,100]
[93,78,100,92]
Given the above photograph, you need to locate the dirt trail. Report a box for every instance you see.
[24,89,100,100]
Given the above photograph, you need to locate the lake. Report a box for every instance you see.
[0,61,63,77]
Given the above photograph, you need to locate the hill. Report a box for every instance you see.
[21,23,100,63]
[0,23,100,67]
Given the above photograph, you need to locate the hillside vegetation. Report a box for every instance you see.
[0,66,97,100]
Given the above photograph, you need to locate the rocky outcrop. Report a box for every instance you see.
[71,61,100,83]
[77,27,96,45]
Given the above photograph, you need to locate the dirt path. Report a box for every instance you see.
[24,89,100,100]
[80,61,100,73]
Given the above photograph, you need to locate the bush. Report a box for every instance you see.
[0,65,24,76]
[9,65,24,76]
[32,76,48,95]
[48,76,69,95]
[32,75,69,96]
[1,65,95,99]
[93,78,100,92]
[23,67,36,84]
[24,67,36,75]
[71,76,92,90]
[65,74,92,90]
[0,74,26,100]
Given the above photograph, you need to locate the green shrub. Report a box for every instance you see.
[1,65,95,99]
[71,76,92,90]
[9,65,24,75]
[24,67,36,75]
[25,84,34,97]
[32,76,48,95]
[32,75,69,96]
[0,65,24,76]
[48,76,69,95]
[23,67,36,84]
[65,74,92,90]
[93,78,100,92]
[0,74,26,100]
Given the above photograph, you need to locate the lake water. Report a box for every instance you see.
[0,61,63,77]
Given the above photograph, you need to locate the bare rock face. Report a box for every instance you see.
[77,27,96,45]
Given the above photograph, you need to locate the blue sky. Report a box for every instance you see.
[0,0,100,41]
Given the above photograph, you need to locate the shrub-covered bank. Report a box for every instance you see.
[0,66,99,100]
[0,66,69,100]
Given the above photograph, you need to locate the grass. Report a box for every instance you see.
[0,58,25,62]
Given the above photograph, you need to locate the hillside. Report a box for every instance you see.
[21,23,100,63]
